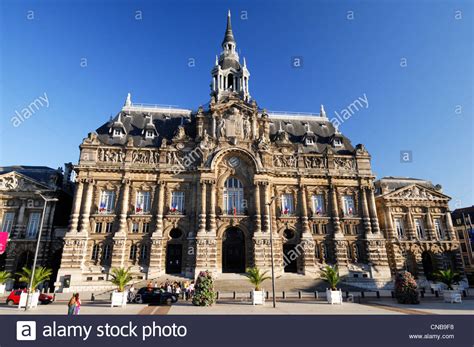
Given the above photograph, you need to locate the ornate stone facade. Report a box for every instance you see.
[0,165,73,290]
[375,177,464,286]
[55,12,463,292]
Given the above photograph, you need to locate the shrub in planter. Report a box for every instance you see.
[394,272,419,304]
[434,269,461,290]
[192,270,216,306]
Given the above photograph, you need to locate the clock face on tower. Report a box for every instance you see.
[228,157,240,168]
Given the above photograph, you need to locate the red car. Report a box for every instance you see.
[6,290,53,305]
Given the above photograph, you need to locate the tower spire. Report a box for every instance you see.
[222,9,235,48]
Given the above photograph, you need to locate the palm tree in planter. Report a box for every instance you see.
[321,265,342,304]
[244,267,270,305]
[435,269,462,303]
[16,267,52,292]
[109,267,132,307]
[0,271,10,294]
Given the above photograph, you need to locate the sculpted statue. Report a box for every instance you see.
[243,117,251,138]
[0,175,19,191]
[217,117,226,138]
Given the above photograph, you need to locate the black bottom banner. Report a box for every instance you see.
[4,315,473,347]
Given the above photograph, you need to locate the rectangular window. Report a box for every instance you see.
[142,223,150,233]
[415,219,425,239]
[461,243,467,252]
[132,222,139,233]
[105,222,113,233]
[26,212,41,238]
[312,195,325,215]
[99,191,115,214]
[312,224,318,234]
[170,192,185,213]
[321,224,327,234]
[1,212,15,233]
[91,244,100,260]
[103,245,111,259]
[135,191,151,214]
[342,195,355,216]
[458,231,464,239]
[395,218,404,238]
[281,194,294,215]
[95,222,103,233]
[141,244,148,260]
[113,128,122,137]
[434,219,445,239]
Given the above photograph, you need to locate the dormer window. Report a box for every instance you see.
[145,130,155,139]
[334,138,342,147]
[113,128,123,137]
[305,137,314,145]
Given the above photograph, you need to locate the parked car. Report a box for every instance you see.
[134,287,178,305]
[6,290,53,305]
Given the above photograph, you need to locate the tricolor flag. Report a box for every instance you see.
[233,206,237,216]
[170,203,178,212]
[283,205,289,215]
[348,207,353,215]
[135,202,143,213]
[99,201,107,212]
[316,207,322,215]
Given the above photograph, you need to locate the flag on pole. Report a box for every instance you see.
[99,200,107,212]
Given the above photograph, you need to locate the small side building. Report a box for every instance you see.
[0,165,74,290]
[451,206,474,283]
[375,177,464,286]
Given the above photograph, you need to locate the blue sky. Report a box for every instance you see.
[0,0,472,208]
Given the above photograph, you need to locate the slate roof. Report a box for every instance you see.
[95,107,355,155]
[374,177,443,196]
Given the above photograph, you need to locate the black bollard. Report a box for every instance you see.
[376,291,380,299]
[233,291,236,299]
[282,291,286,299]
[298,291,302,299]
[435,290,439,298]
[361,291,365,298]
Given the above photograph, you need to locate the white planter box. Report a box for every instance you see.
[443,290,462,304]
[326,289,343,305]
[111,291,128,307]
[0,284,5,295]
[252,290,265,305]
[18,291,40,309]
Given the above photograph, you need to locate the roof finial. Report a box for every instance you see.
[215,55,219,66]
[125,92,132,107]
[320,104,326,118]
[243,57,247,68]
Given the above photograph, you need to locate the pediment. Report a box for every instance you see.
[383,184,449,202]
[0,172,50,192]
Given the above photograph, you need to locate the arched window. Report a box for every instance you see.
[102,244,111,260]
[224,178,244,215]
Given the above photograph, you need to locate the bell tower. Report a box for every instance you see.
[210,10,251,103]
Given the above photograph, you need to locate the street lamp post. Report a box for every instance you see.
[267,196,277,308]
[25,193,58,311]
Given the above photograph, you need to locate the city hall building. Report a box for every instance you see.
[55,12,464,291]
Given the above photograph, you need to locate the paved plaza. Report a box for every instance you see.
[0,298,472,316]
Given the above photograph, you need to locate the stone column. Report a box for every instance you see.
[68,179,84,233]
[330,185,342,236]
[254,182,262,234]
[406,208,416,239]
[425,208,435,239]
[445,211,456,240]
[262,182,270,233]
[384,206,395,239]
[197,180,207,234]
[112,179,130,269]
[299,184,316,275]
[367,188,380,234]
[117,179,130,235]
[360,188,372,235]
[300,185,311,235]
[78,179,94,233]
[208,180,217,235]
[14,199,27,238]
[149,181,165,278]
[153,181,165,236]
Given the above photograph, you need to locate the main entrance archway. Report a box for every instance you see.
[421,251,435,280]
[222,227,245,273]
[166,228,183,274]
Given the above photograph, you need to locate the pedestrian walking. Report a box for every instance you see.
[74,293,81,315]
[67,294,76,315]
